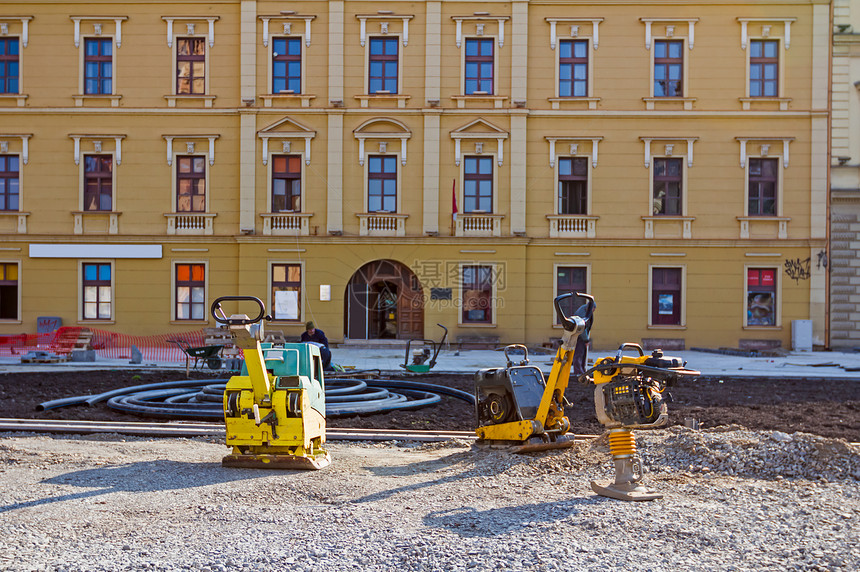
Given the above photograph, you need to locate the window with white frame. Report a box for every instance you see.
[558,157,588,215]
[176,37,205,95]
[559,39,588,97]
[82,261,112,320]
[271,263,302,321]
[84,38,112,95]
[367,155,397,212]
[654,40,684,97]
[83,154,113,211]
[464,38,494,95]
[748,158,778,216]
[272,155,302,212]
[651,267,683,326]
[0,262,19,320]
[461,264,494,324]
[746,268,777,326]
[368,37,398,94]
[272,37,301,94]
[0,154,19,211]
[652,158,683,215]
[749,39,778,97]
[463,156,493,213]
[176,155,206,212]
[175,262,205,320]
[0,37,20,94]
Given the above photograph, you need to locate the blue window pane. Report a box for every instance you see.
[573,64,586,80]
[465,40,478,56]
[288,61,300,76]
[574,41,587,58]
[9,41,17,55]
[750,83,761,97]
[85,265,97,281]
[464,158,477,174]
[655,42,666,58]
[0,41,4,55]
[273,38,286,53]
[668,65,681,80]
[370,61,383,76]
[85,40,99,56]
[750,65,761,80]
[750,42,762,58]
[559,65,571,80]
[86,62,99,77]
[763,83,777,96]
[385,62,397,76]
[7,78,16,93]
[273,61,286,76]
[481,40,493,56]
[479,158,492,175]
[370,39,383,55]
[288,39,301,55]
[559,81,571,97]
[369,79,381,93]
[368,195,382,211]
[85,80,98,94]
[465,80,477,94]
[10,61,18,77]
[0,62,4,77]
[481,62,493,77]
[369,156,382,172]
[655,83,665,97]
[102,62,112,78]
[102,79,111,93]
[764,65,776,80]
[559,159,571,176]
[764,42,778,58]
[273,78,286,93]
[8,156,18,171]
[465,62,477,77]
[288,78,301,93]
[384,78,397,92]
[383,156,396,171]
[655,66,665,80]
[573,82,586,97]
[668,42,682,58]
[559,41,571,58]
[100,194,112,211]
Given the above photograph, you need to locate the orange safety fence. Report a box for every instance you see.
[0,327,211,363]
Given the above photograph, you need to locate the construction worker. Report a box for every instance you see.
[301,321,333,371]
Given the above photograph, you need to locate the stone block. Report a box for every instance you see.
[70,349,96,362]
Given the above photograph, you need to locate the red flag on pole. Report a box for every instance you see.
[452,179,458,218]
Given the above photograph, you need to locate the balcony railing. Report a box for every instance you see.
[261,212,313,236]
[164,213,216,235]
[546,215,598,238]
[356,212,408,237]
[455,213,504,237]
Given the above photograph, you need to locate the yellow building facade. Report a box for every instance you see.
[0,0,831,350]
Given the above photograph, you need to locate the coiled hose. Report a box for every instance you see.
[37,376,476,421]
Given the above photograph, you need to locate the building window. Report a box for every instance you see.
[747,268,776,326]
[464,156,493,213]
[558,157,588,215]
[0,37,19,94]
[654,40,683,97]
[651,267,682,325]
[0,155,19,211]
[84,155,113,211]
[748,158,778,216]
[272,155,301,212]
[84,38,112,95]
[272,37,301,94]
[462,265,493,324]
[176,155,206,212]
[176,37,205,95]
[653,158,682,215]
[82,262,111,320]
[0,262,18,320]
[750,40,778,97]
[368,155,397,212]
[559,39,588,97]
[556,266,587,324]
[272,263,301,321]
[465,38,494,95]
[175,263,205,320]
[368,37,398,94]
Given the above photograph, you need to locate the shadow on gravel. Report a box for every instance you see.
[424,499,607,538]
[0,460,274,514]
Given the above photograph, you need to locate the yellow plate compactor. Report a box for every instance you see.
[212,296,330,470]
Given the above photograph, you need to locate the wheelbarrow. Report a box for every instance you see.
[168,339,223,370]
[400,324,448,373]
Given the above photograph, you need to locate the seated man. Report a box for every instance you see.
[301,321,333,371]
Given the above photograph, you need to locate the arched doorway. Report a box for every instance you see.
[344,260,424,340]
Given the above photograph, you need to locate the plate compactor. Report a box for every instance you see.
[474,292,698,501]
[212,296,330,470]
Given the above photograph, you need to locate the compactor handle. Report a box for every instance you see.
[504,344,529,367]
[211,296,270,325]
[554,292,594,333]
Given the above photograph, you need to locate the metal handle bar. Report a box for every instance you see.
[504,344,529,367]
[554,292,595,332]
[210,296,269,325]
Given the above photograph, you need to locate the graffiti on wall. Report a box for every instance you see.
[784,257,811,284]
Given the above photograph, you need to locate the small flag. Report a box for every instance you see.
[452,179,458,220]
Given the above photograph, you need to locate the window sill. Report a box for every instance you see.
[165,212,217,235]
[0,320,23,325]
[547,97,600,110]
[0,94,28,107]
[0,211,29,234]
[451,95,508,109]
[739,97,791,111]
[458,323,497,328]
[641,216,695,240]
[73,94,122,108]
[260,212,313,236]
[261,94,316,108]
[73,211,121,235]
[642,97,696,111]
[736,216,790,240]
[164,95,216,108]
[355,94,411,108]
[647,325,687,330]
[79,320,115,325]
[742,325,782,331]
[170,320,211,326]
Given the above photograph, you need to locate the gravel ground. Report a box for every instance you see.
[0,427,857,572]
